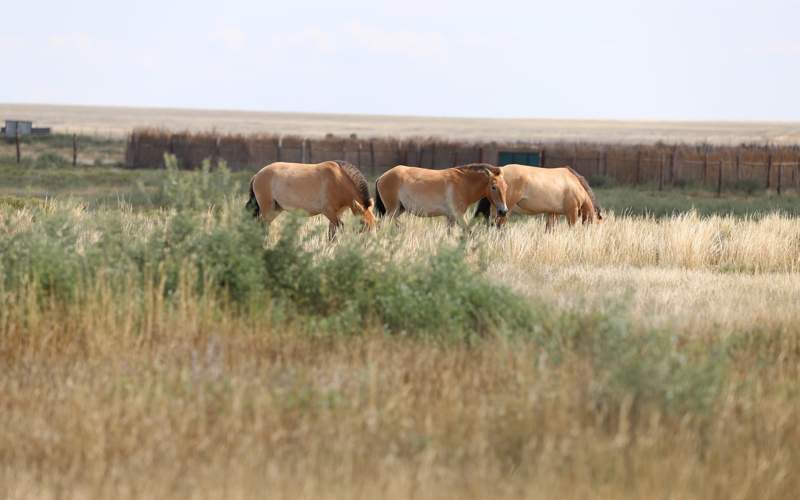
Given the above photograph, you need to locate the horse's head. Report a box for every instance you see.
[482,167,509,218]
[354,200,377,232]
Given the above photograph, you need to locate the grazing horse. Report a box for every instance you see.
[247,160,376,239]
[475,165,602,229]
[374,163,509,230]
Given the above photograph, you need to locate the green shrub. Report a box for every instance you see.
[586,174,616,188]
[732,178,761,195]
[34,153,70,169]
[261,217,537,338]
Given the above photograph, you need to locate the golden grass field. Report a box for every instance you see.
[2,174,800,500]
[4,102,800,144]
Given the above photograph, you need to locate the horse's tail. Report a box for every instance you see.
[474,197,492,221]
[566,167,603,220]
[374,177,386,216]
[246,177,260,218]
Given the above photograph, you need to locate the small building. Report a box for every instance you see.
[2,120,51,138]
[497,149,541,167]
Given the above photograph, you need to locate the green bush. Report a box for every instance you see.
[732,178,761,195]
[262,218,537,338]
[34,153,70,169]
[586,174,616,188]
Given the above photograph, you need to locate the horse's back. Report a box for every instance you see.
[503,165,585,214]
[377,165,453,217]
[252,162,337,214]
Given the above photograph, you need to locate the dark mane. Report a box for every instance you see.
[332,160,372,208]
[454,163,502,175]
[566,167,603,219]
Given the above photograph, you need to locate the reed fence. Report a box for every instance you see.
[125,129,800,193]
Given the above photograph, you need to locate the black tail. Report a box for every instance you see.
[474,197,492,222]
[246,178,260,218]
[566,167,603,220]
[374,179,386,216]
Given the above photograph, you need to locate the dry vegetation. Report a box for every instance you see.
[2,159,800,499]
[4,102,800,144]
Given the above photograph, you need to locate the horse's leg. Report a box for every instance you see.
[326,218,343,240]
[324,210,344,240]
[545,214,557,232]
[581,200,596,224]
[566,203,580,226]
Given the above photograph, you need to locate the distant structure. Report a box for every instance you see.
[2,119,51,139]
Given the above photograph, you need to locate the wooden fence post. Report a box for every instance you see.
[602,150,608,176]
[369,140,376,175]
[669,147,677,185]
[777,160,783,196]
[276,136,282,162]
[717,160,723,197]
[702,152,708,186]
[735,153,741,183]
[540,148,546,167]
[596,152,601,177]
[72,134,78,166]
[15,131,20,164]
[635,149,642,185]
[766,152,773,190]
[659,154,664,191]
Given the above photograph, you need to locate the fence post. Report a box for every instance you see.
[703,152,708,186]
[669,147,677,185]
[15,131,20,164]
[540,148,546,167]
[659,154,664,191]
[369,140,376,175]
[276,136,282,162]
[596,152,601,177]
[478,146,484,164]
[735,152,741,183]
[72,134,78,166]
[635,149,642,185]
[602,150,608,176]
[777,161,783,196]
[717,160,723,197]
[766,152,772,190]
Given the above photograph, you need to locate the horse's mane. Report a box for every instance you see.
[454,163,502,176]
[332,160,372,208]
[566,167,603,219]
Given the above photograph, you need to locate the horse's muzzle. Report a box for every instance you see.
[497,207,508,217]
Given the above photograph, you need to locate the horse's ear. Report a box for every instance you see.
[482,167,493,177]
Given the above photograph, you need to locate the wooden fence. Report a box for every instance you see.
[125,129,800,193]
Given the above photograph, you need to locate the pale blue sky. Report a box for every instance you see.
[3,0,799,120]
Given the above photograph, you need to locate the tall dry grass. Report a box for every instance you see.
[2,174,800,499]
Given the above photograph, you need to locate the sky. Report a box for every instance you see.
[3,0,799,121]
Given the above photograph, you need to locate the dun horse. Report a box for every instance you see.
[247,160,376,239]
[375,163,509,229]
[475,165,602,229]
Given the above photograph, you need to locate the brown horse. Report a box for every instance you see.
[475,165,602,229]
[247,160,376,239]
[375,163,509,230]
